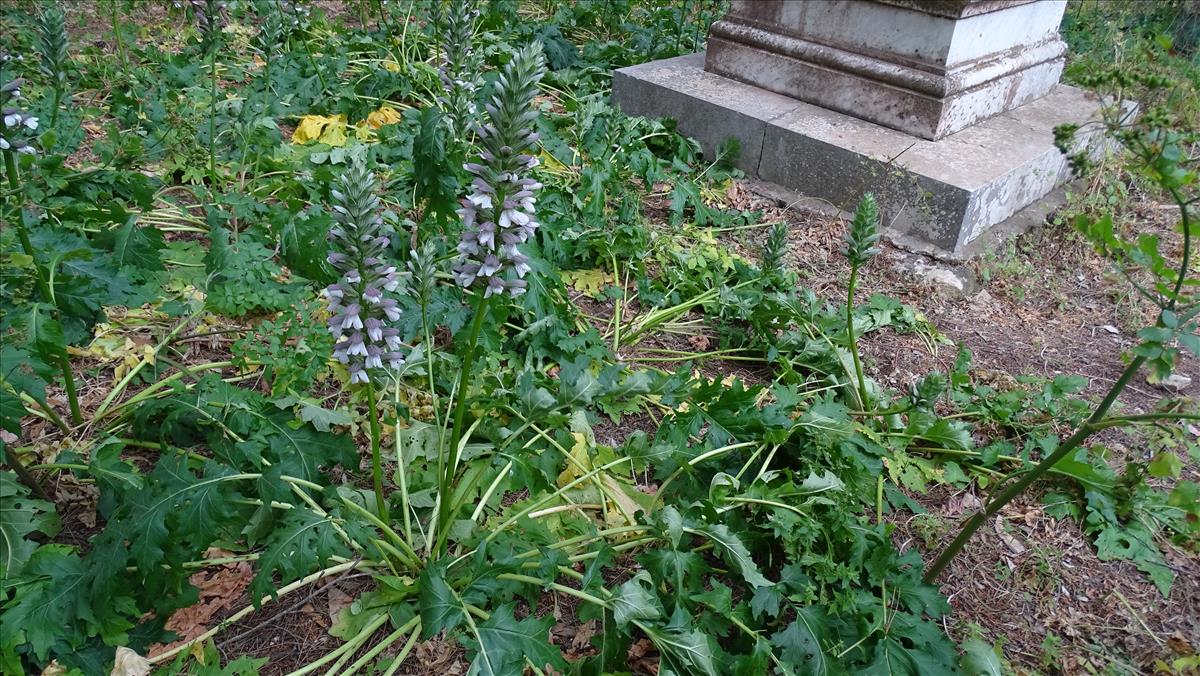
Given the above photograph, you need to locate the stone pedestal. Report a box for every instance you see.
[611,0,1100,257]
[706,0,1068,140]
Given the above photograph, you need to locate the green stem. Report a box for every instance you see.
[1167,188,1191,301]
[845,265,869,409]
[209,47,218,178]
[436,295,490,555]
[4,445,50,499]
[110,0,129,81]
[4,150,83,425]
[924,354,1147,582]
[365,380,389,522]
[49,85,61,129]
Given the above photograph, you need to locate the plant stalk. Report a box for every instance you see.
[364,380,389,522]
[845,265,870,409]
[436,295,490,554]
[4,150,83,425]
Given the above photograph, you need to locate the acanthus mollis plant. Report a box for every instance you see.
[435,0,483,141]
[324,158,407,521]
[434,42,545,556]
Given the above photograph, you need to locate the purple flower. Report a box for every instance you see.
[323,160,408,384]
[452,43,546,298]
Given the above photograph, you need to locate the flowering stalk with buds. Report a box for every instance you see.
[433,42,545,556]
[35,3,68,129]
[436,0,483,141]
[190,0,227,177]
[324,160,407,521]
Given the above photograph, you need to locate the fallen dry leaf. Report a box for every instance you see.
[110,647,151,676]
[327,586,354,626]
[147,553,253,658]
[994,516,1026,555]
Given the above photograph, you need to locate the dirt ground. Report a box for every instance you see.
[710,177,1200,674]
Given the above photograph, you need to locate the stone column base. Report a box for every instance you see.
[612,53,1109,258]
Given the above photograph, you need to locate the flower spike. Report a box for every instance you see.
[453,42,545,298]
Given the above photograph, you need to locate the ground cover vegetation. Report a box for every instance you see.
[0,0,1196,673]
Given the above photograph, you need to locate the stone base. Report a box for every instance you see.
[705,0,1069,140]
[613,53,1104,258]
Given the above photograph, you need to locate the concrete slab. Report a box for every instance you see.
[612,53,1104,258]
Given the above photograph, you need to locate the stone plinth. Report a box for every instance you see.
[705,0,1068,140]
[613,53,1104,257]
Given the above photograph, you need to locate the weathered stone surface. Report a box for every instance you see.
[704,0,1068,139]
[612,53,1104,257]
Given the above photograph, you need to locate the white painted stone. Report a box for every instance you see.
[704,0,1069,140]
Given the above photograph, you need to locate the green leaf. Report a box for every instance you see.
[1094,524,1174,596]
[0,470,61,578]
[917,419,972,451]
[0,544,134,661]
[686,523,773,588]
[250,508,351,603]
[960,638,1003,676]
[26,302,68,365]
[771,606,833,674]
[273,396,353,433]
[465,604,566,676]
[611,571,663,627]
[557,358,601,407]
[419,563,465,639]
[1180,332,1200,357]
[640,621,719,676]
[864,613,959,675]
[0,389,26,436]
[96,219,165,270]
[1148,451,1183,478]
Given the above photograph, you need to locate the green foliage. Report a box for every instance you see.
[0,470,60,579]
[203,228,306,317]
[231,300,333,396]
[6,0,1193,673]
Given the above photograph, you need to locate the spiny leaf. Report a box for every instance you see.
[249,508,352,604]
[96,220,166,271]
[640,621,719,676]
[464,604,566,676]
[419,563,466,639]
[611,571,663,627]
[771,606,834,675]
[685,523,773,588]
[0,470,61,579]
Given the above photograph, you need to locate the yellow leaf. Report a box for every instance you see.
[559,268,613,297]
[317,114,349,147]
[382,60,401,73]
[354,122,373,141]
[292,115,332,144]
[556,432,591,488]
[366,105,402,129]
